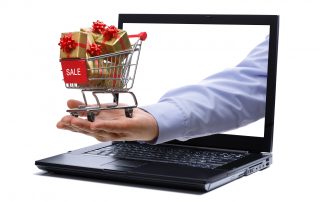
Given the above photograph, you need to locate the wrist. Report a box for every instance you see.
[137,107,159,142]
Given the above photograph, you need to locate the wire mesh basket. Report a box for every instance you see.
[60,32,147,121]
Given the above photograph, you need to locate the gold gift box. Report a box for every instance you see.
[59,32,88,59]
[60,27,128,89]
[82,57,124,89]
[80,27,101,41]
[95,30,131,55]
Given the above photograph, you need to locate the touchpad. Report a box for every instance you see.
[101,160,147,171]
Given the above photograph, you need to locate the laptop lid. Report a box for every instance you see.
[118,14,279,153]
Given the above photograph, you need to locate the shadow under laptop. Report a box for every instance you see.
[34,171,206,195]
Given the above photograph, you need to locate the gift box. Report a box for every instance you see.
[59,32,88,59]
[80,57,124,89]
[83,57,104,88]
[103,62,124,89]
[60,21,132,89]
[84,34,106,87]
[95,26,131,55]
[89,24,129,89]
[80,20,107,41]
[80,27,101,41]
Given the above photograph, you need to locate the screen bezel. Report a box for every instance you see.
[118,14,279,153]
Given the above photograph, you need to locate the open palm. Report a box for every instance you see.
[57,99,159,142]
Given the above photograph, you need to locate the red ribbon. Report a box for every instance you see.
[59,33,87,58]
[107,25,119,38]
[102,25,119,42]
[87,43,102,56]
[58,34,77,53]
[92,20,106,34]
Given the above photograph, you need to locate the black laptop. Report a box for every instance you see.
[35,14,279,192]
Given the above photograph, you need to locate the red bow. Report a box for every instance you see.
[58,34,77,53]
[87,43,102,56]
[103,25,119,41]
[107,25,119,38]
[92,20,106,34]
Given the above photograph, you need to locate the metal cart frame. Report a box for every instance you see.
[60,32,146,121]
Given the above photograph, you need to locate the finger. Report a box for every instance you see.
[90,119,131,133]
[66,126,87,134]
[95,134,117,142]
[70,118,119,138]
[94,132,130,142]
[68,99,117,109]
[66,100,89,117]
[57,121,67,129]
[67,99,85,109]
[57,116,88,133]
[70,118,94,134]
[57,115,74,129]
[58,121,92,135]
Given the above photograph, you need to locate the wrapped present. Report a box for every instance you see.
[80,28,100,41]
[95,25,131,55]
[80,59,124,89]
[89,23,129,89]
[91,20,106,34]
[80,20,107,41]
[59,32,88,59]
[84,34,107,87]
[86,54,107,88]
[60,21,131,89]
[103,62,124,89]
[85,32,96,49]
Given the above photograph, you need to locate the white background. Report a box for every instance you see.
[1,0,319,201]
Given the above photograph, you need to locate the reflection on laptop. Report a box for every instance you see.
[36,14,279,192]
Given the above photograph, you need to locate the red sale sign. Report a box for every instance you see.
[61,59,88,84]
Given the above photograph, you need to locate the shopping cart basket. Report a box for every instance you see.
[60,32,147,121]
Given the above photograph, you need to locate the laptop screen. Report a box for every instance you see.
[119,14,279,152]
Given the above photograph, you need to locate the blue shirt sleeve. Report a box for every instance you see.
[141,37,269,144]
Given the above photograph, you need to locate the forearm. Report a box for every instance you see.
[141,37,268,144]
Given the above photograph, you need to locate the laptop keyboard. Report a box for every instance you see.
[84,142,247,170]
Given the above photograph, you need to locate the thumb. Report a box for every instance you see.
[67,99,85,109]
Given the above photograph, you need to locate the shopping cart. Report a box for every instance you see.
[60,32,147,121]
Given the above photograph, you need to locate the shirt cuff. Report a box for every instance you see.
[140,101,188,144]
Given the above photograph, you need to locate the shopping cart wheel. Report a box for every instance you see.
[70,112,79,117]
[87,111,95,122]
[125,108,133,118]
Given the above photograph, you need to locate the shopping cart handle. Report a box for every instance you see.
[128,32,147,41]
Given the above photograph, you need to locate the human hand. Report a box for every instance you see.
[56,99,159,142]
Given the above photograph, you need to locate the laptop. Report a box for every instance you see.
[35,14,279,192]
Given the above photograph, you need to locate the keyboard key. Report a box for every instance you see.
[83,142,247,170]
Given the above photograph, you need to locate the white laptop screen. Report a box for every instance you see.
[124,23,269,138]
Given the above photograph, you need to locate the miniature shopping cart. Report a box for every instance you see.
[60,32,147,121]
